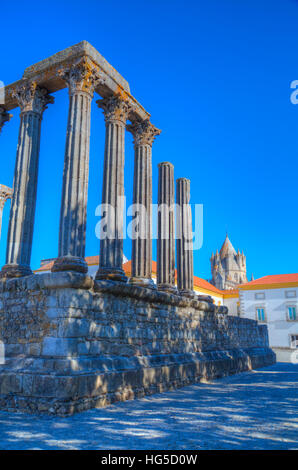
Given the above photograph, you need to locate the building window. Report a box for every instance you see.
[290,335,298,349]
[285,290,297,299]
[255,292,265,300]
[287,306,297,321]
[256,307,266,322]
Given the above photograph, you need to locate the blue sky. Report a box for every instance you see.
[1,0,298,280]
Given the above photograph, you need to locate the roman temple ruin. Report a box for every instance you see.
[0,42,275,415]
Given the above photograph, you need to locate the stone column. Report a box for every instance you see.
[0,108,12,134]
[157,162,176,293]
[127,119,161,288]
[1,83,54,278]
[95,95,130,282]
[52,58,101,274]
[0,185,12,241]
[176,178,194,297]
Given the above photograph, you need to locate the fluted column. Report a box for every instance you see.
[157,162,176,293]
[95,95,130,282]
[1,83,54,278]
[52,58,102,274]
[176,178,194,297]
[0,185,12,241]
[127,119,161,288]
[0,108,12,134]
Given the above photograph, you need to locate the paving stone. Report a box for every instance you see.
[0,363,296,450]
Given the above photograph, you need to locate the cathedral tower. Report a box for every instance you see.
[210,234,248,290]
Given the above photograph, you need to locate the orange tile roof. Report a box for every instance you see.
[193,276,223,295]
[123,260,132,275]
[35,261,54,272]
[240,273,298,287]
[221,289,239,295]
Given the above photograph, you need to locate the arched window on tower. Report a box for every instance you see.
[234,273,238,282]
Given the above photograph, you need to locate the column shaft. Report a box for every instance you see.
[1,84,53,278]
[131,143,152,283]
[56,92,91,266]
[7,111,40,270]
[127,119,161,288]
[157,162,176,292]
[96,96,129,281]
[52,59,101,274]
[176,178,194,296]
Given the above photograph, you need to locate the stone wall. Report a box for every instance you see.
[0,273,275,415]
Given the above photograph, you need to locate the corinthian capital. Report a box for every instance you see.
[0,107,13,134]
[11,83,54,115]
[127,119,161,147]
[97,94,131,125]
[58,57,104,96]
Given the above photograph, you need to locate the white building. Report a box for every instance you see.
[238,274,298,362]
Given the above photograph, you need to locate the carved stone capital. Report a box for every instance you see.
[0,108,13,134]
[127,119,161,147]
[11,83,54,115]
[97,95,131,125]
[58,57,104,96]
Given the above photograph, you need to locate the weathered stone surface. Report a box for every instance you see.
[2,41,149,124]
[0,273,275,416]
[23,41,130,93]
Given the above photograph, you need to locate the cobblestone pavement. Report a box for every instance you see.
[0,363,297,450]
